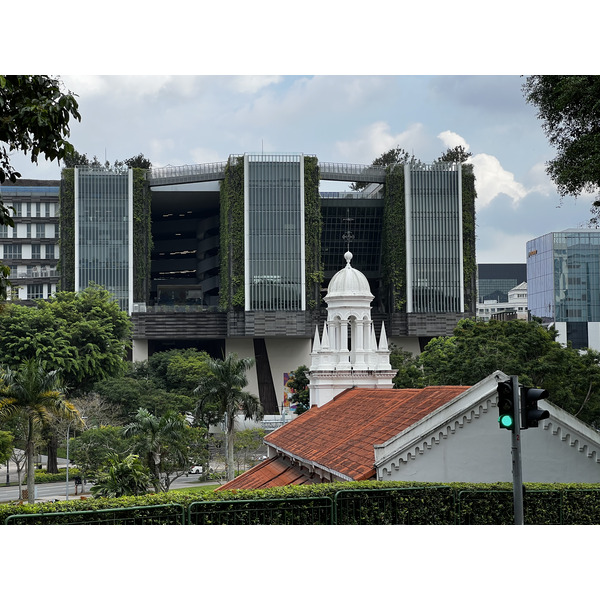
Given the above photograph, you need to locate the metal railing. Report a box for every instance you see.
[147,162,227,185]
[5,503,186,525]
[5,487,600,525]
[188,496,334,525]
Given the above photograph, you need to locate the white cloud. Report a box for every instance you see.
[227,76,283,94]
[470,153,528,209]
[335,121,427,164]
[437,130,470,152]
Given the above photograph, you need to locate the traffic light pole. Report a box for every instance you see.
[510,375,524,525]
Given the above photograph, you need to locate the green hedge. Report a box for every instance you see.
[2,480,599,525]
[23,468,81,485]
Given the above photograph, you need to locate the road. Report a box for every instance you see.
[0,458,221,504]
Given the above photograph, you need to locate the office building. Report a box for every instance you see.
[54,153,476,413]
[0,179,60,301]
[527,229,600,350]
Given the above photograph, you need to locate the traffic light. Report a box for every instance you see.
[497,380,516,430]
[520,387,550,429]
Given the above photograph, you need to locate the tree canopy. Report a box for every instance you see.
[0,75,80,187]
[412,318,600,429]
[0,286,132,395]
[523,76,600,210]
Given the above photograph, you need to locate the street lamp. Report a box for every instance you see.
[65,422,71,500]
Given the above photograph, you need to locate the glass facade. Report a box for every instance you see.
[527,230,600,324]
[405,162,463,313]
[75,167,132,312]
[244,154,305,311]
[321,197,384,280]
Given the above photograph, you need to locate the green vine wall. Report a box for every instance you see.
[382,164,407,312]
[219,157,245,310]
[461,164,477,313]
[132,169,153,303]
[58,169,75,292]
[303,156,323,311]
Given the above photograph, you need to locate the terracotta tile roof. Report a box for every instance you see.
[220,385,469,490]
[266,386,470,481]
[217,457,313,491]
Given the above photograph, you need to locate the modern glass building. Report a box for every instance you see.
[477,263,527,303]
[244,153,305,311]
[75,167,133,312]
[50,153,475,416]
[405,162,463,313]
[527,229,600,349]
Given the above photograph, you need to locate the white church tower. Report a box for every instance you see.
[308,251,397,408]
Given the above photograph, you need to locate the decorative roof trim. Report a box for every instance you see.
[265,441,354,482]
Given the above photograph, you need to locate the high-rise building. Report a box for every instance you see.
[0,180,60,301]
[527,229,600,350]
[54,153,476,413]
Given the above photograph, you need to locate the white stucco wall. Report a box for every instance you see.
[377,399,600,484]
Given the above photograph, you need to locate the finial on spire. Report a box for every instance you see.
[342,209,354,252]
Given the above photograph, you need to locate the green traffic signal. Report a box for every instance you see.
[497,380,516,431]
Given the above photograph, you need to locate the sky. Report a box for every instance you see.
[8,73,595,265]
[4,2,598,269]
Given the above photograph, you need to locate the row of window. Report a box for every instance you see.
[7,202,57,218]
[0,224,56,238]
[2,244,56,260]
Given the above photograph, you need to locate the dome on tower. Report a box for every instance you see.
[325,251,373,300]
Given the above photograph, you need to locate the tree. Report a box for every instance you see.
[286,365,310,415]
[0,285,132,394]
[0,359,82,503]
[124,153,152,169]
[234,428,266,471]
[0,429,12,465]
[438,145,472,164]
[419,318,600,429]
[123,408,194,492]
[0,75,80,186]
[70,425,130,482]
[523,76,600,210]
[194,354,263,481]
[389,346,425,389]
[350,146,414,191]
[90,453,151,498]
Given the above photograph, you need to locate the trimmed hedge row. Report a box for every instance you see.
[2,480,599,525]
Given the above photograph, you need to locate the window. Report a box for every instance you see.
[0,225,7,238]
[45,244,55,259]
[31,244,41,259]
[27,284,44,299]
[4,244,22,259]
[36,224,45,238]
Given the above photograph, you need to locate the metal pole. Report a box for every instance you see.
[65,423,70,501]
[510,375,524,525]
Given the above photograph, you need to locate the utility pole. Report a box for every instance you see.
[510,375,524,525]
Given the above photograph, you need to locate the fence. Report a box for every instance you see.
[5,487,600,525]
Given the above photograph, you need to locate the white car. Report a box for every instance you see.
[188,465,203,474]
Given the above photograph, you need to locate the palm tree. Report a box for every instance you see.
[89,453,151,498]
[194,354,263,481]
[123,408,189,492]
[0,359,81,503]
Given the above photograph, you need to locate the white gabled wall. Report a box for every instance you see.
[376,375,600,484]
